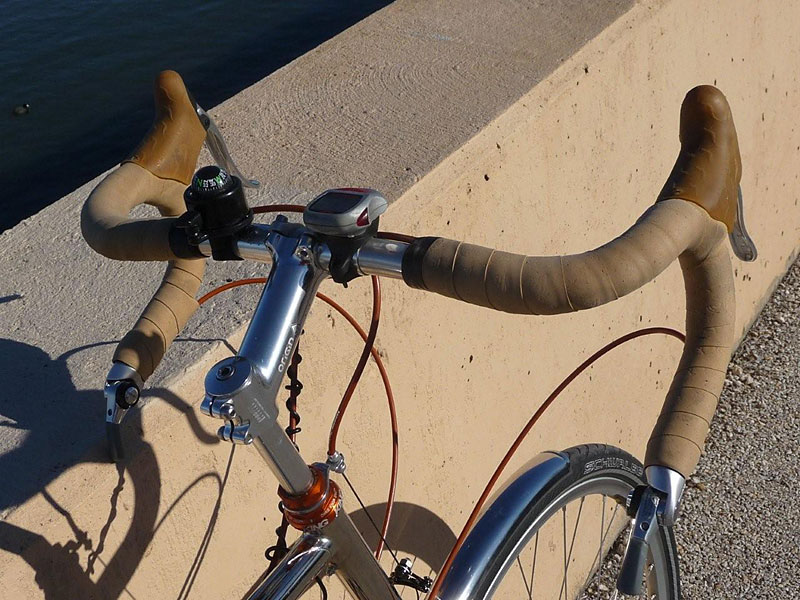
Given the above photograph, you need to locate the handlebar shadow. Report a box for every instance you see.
[0,337,232,599]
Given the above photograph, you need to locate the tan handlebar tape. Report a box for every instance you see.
[82,163,206,382]
[405,199,706,313]
[404,201,733,478]
[113,259,205,381]
[82,163,186,261]
[82,70,206,260]
[646,234,734,476]
[81,70,208,383]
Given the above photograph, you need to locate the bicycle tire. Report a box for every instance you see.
[446,444,680,599]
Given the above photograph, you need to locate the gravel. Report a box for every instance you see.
[676,256,800,597]
[577,257,800,599]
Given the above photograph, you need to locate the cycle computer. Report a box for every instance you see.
[303,188,387,237]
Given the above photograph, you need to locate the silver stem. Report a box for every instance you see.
[203,227,323,494]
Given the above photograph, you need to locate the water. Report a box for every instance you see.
[0,0,391,232]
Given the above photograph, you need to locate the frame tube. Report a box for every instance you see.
[245,534,332,600]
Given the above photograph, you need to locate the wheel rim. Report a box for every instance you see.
[487,476,676,599]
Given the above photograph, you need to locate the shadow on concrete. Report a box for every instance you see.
[0,338,110,512]
[0,337,225,512]
[0,337,235,599]
[0,337,457,596]
[350,501,457,574]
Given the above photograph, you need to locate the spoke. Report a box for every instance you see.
[559,506,568,600]
[588,495,606,588]
[580,497,623,597]
[530,533,538,598]
[583,495,612,590]
[566,497,585,566]
[516,556,533,599]
[558,497,585,600]
[605,504,620,542]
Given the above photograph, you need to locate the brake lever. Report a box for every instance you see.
[104,362,143,462]
[729,186,757,262]
[190,98,260,189]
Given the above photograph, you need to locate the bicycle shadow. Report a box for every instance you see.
[0,337,231,599]
[349,502,457,574]
[0,336,458,596]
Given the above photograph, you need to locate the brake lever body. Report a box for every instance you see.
[104,362,143,461]
[192,101,260,189]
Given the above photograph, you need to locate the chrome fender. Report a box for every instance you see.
[436,451,570,600]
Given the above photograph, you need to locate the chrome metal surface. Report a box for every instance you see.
[245,533,332,600]
[315,237,407,279]
[319,507,401,600]
[617,485,660,595]
[104,361,143,425]
[294,244,313,263]
[198,224,407,275]
[195,102,260,188]
[196,239,212,257]
[122,385,139,407]
[238,233,324,382]
[729,185,758,262]
[199,395,213,416]
[326,451,347,473]
[196,232,273,263]
[217,422,253,445]
[212,398,237,421]
[437,452,569,599]
[106,361,144,389]
[630,487,658,545]
[646,465,685,526]
[234,225,274,262]
[104,381,128,426]
[200,226,326,494]
[244,504,399,600]
[355,238,408,277]
[204,354,313,493]
[441,461,676,600]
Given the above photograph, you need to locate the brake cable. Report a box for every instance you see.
[426,326,686,599]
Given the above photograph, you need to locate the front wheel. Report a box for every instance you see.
[440,444,680,599]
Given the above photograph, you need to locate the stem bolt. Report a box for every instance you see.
[216,364,235,380]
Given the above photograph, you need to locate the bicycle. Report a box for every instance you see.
[82,70,757,599]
